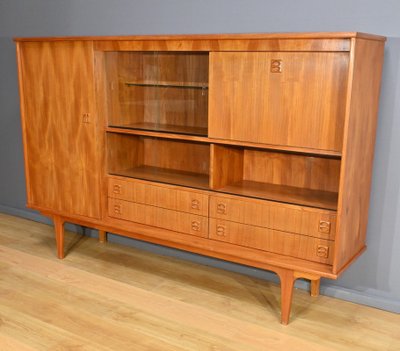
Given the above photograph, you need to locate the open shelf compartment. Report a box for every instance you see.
[104,51,209,136]
[210,144,340,210]
[107,133,210,190]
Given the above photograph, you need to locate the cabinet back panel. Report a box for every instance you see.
[243,150,341,193]
[143,139,209,174]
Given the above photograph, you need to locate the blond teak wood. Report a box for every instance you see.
[14,32,385,325]
[17,41,101,219]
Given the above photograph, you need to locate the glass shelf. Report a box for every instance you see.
[125,81,208,90]
[108,122,208,136]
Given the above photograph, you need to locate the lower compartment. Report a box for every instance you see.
[108,198,208,238]
[209,218,334,264]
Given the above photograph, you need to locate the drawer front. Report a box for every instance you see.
[209,219,333,264]
[210,196,336,240]
[108,198,208,238]
[108,177,208,216]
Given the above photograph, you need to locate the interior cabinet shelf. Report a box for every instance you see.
[108,122,208,136]
[125,81,208,90]
[217,180,338,210]
[111,166,210,190]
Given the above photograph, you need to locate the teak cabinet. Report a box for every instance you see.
[15,33,386,324]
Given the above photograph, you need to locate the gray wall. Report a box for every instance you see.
[1,0,399,312]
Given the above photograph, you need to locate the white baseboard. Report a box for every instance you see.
[1,204,399,314]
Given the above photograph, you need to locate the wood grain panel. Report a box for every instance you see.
[108,198,208,238]
[334,39,385,273]
[243,150,341,193]
[210,195,336,240]
[93,39,351,52]
[17,41,101,218]
[210,144,244,189]
[209,52,349,151]
[143,138,210,174]
[108,176,209,216]
[209,219,334,264]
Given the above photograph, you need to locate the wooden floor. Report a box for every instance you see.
[0,213,399,351]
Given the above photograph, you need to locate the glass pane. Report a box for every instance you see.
[105,51,209,136]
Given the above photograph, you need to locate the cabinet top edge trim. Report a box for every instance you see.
[13,32,386,42]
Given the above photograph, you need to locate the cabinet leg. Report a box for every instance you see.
[53,216,65,259]
[278,269,296,325]
[99,230,107,243]
[310,278,320,297]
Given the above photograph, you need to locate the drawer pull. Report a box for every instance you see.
[114,204,122,215]
[191,199,200,210]
[216,225,226,237]
[270,59,282,73]
[316,245,329,258]
[191,220,200,231]
[318,220,331,234]
[113,184,122,194]
[217,203,227,215]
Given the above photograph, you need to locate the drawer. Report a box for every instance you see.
[108,177,208,216]
[210,195,336,240]
[209,219,333,264]
[108,198,208,238]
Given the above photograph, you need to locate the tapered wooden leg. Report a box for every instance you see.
[279,269,296,325]
[99,230,107,243]
[53,216,65,259]
[310,278,320,297]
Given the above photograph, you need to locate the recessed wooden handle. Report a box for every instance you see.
[191,199,200,210]
[191,220,200,231]
[318,220,331,234]
[82,113,90,123]
[316,245,329,258]
[217,203,227,215]
[216,225,226,237]
[270,59,282,73]
[113,184,121,194]
[114,204,122,215]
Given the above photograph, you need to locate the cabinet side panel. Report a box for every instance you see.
[334,39,385,273]
[15,43,33,206]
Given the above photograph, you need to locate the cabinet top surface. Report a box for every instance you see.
[14,32,386,42]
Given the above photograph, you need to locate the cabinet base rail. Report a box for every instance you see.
[51,214,321,325]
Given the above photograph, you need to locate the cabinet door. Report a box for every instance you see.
[18,41,101,218]
[209,52,349,151]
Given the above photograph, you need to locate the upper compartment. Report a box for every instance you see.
[209,51,350,152]
[104,51,209,136]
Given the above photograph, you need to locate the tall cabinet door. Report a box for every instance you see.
[209,52,349,152]
[17,41,101,218]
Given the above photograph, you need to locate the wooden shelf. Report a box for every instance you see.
[110,166,210,190]
[217,180,338,210]
[125,80,208,90]
[109,122,207,136]
[106,127,342,157]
